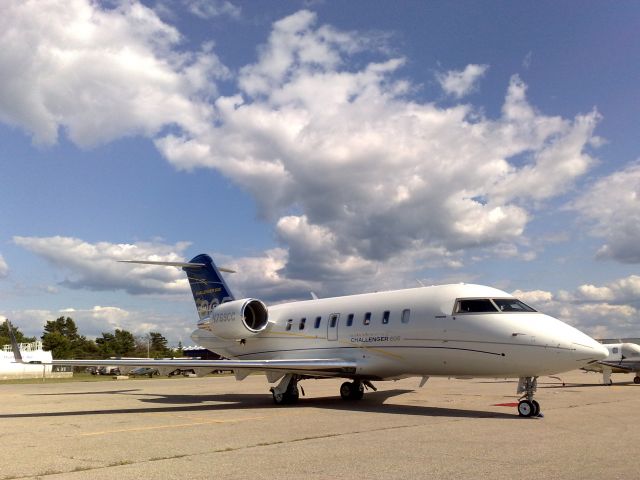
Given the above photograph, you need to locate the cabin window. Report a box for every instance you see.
[455,299,498,313]
[492,298,537,312]
[363,312,372,325]
[285,319,293,331]
[329,314,339,328]
[299,317,306,330]
[613,347,619,354]
[346,313,354,327]
[382,311,390,324]
[401,309,411,324]
[314,316,322,328]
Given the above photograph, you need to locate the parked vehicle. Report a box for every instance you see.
[129,367,159,378]
[87,366,120,375]
[168,368,196,377]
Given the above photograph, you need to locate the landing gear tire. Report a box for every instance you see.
[286,384,300,404]
[271,383,299,405]
[340,381,364,401]
[518,400,535,417]
[634,376,640,385]
[272,390,285,405]
[517,376,542,418]
[531,400,540,417]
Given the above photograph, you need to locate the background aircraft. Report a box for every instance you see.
[582,342,640,384]
[10,254,608,418]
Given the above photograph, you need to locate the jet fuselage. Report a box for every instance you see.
[192,283,606,380]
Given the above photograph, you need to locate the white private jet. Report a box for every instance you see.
[10,254,608,417]
[582,342,640,385]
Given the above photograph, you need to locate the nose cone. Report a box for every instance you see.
[572,338,609,363]
[532,314,610,374]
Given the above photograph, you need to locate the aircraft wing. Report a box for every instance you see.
[598,360,640,373]
[16,357,358,378]
[6,320,356,378]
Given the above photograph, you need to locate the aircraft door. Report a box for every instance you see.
[327,313,340,341]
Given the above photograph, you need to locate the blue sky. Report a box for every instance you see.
[1,0,639,344]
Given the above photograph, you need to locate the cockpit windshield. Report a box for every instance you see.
[493,298,536,312]
[455,299,498,313]
[454,298,537,314]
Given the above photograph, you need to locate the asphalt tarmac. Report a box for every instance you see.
[0,370,637,480]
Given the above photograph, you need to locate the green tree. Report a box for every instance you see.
[0,320,36,347]
[41,316,98,359]
[43,316,79,340]
[149,331,171,358]
[96,329,135,358]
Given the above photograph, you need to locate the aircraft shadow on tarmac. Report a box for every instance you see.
[2,388,516,420]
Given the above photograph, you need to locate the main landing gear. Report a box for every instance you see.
[340,381,364,400]
[339,380,376,400]
[517,376,542,418]
[634,375,640,385]
[270,374,301,405]
[270,375,376,404]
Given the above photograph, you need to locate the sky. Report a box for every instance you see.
[1,0,639,345]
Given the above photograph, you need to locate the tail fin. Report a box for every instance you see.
[183,254,235,320]
[119,254,235,320]
[6,320,23,363]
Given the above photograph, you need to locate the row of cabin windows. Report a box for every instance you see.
[285,309,411,331]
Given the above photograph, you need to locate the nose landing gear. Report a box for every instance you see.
[517,376,542,418]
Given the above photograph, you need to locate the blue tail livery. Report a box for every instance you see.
[183,254,235,319]
[119,254,235,319]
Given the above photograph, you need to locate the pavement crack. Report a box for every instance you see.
[2,422,430,479]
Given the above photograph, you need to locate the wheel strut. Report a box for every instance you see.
[517,376,542,418]
[270,374,300,405]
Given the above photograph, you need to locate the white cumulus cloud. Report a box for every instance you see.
[512,274,640,339]
[13,236,192,295]
[437,64,489,98]
[1,6,604,286]
[571,161,640,263]
[183,0,241,19]
[0,0,226,146]
[0,254,8,278]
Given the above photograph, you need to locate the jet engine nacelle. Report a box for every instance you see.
[206,298,269,340]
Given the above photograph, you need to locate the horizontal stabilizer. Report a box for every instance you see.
[118,259,236,273]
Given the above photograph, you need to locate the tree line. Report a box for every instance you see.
[1,317,181,360]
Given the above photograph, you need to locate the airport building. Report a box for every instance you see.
[599,338,640,345]
[182,345,224,360]
[0,341,72,380]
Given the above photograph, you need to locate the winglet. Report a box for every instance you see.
[6,320,23,363]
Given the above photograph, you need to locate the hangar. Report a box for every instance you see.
[0,341,71,380]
